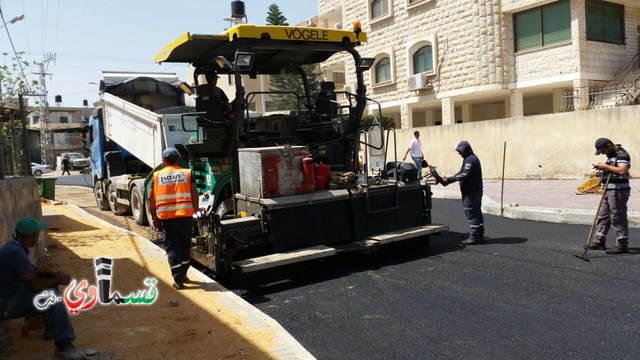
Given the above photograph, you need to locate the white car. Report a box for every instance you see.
[31,162,53,177]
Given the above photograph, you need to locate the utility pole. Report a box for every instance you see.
[34,53,56,166]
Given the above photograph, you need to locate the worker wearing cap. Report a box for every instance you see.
[0,217,86,360]
[589,138,631,254]
[198,71,231,121]
[148,148,200,289]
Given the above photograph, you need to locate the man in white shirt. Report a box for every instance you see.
[402,131,425,179]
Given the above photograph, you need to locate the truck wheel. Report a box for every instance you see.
[107,182,129,215]
[94,180,110,211]
[131,186,148,226]
[145,201,154,228]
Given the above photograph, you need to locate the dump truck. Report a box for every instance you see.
[89,72,201,225]
[153,23,448,282]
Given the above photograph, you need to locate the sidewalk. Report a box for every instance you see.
[8,201,314,359]
[429,178,640,227]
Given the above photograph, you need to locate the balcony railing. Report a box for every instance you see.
[560,87,639,112]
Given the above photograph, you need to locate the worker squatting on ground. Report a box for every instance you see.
[588,137,631,254]
[0,217,87,360]
[148,148,203,290]
[442,141,485,245]
[402,131,425,179]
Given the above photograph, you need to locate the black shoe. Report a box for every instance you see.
[586,242,606,250]
[607,246,629,254]
[54,341,86,360]
[172,282,184,290]
[462,237,484,245]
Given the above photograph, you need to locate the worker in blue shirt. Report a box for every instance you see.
[0,217,86,360]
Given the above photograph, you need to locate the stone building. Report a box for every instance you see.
[317,0,640,129]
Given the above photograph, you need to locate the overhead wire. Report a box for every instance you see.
[54,0,59,52]
[0,6,32,93]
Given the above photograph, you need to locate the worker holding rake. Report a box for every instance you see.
[588,138,631,254]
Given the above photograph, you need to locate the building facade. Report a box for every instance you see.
[318,0,640,128]
[27,104,93,163]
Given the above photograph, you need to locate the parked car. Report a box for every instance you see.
[61,152,90,169]
[31,162,53,177]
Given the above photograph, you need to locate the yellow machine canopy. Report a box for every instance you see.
[155,24,368,73]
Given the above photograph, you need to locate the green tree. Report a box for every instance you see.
[265,4,321,112]
[266,4,288,26]
[1,52,39,176]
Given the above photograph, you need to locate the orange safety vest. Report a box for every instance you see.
[153,165,195,220]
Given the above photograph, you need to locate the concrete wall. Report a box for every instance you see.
[391,105,640,179]
[0,177,46,265]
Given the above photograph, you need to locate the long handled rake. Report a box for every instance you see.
[574,172,612,262]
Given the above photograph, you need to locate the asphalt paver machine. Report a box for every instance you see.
[155,23,448,281]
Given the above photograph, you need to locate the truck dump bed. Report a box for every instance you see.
[101,92,164,168]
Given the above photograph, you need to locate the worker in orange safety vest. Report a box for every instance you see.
[148,147,202,290]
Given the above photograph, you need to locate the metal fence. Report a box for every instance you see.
[560,87,639,112]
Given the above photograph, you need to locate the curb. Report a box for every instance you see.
[431,189,640,228]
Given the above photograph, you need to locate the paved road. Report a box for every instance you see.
[232,198,640,359]
[55,184,640,359]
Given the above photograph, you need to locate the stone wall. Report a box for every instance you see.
[0,177,45,265]
[392,105,640,179]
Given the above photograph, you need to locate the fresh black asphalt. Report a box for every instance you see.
[233,198,640,359]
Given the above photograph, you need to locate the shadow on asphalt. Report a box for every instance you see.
[233,230,531,303]
[483,236,528,245]
[233,232,467,301]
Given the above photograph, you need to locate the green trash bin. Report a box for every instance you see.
[37,178,57,200]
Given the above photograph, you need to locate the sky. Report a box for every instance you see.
[0,0,318,107]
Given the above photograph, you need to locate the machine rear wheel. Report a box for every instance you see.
[131,185,148,225]
[215,186,234,219]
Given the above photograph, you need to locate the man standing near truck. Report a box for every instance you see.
[148,148,200,290]
[402,131,425,179]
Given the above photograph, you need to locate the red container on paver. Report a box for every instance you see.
[298,155,316,194]
[314,163,330,190]
[238,146,310,198]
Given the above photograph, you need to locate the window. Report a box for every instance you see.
[413,45,433,74]
[407,0,432,8]
[586,0,625,44]
[407,36,437,76]
[375,57,391,84]
[59,116,69,123]
[333,72,346,86]
[32,116,39,124]
[370,0,390,20]
[514,0,571,52]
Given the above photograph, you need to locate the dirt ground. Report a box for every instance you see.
[6,185,280,359]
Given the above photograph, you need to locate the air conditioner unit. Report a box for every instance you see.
[335,23,343,30]
[407,74,430,90]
